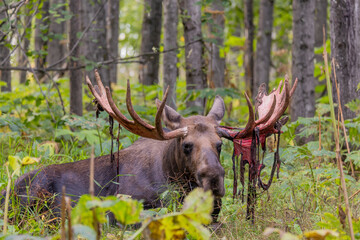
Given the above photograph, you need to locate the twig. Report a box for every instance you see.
[89,146,100,239]
[44,71,66,115]
[0,0,34,66]
[322,27,355,240]
[89,146,95,196]
[0,0,27,14]
[331,58,355,178]
[0,60,143,72]
[318,113,321,150]
[349,189,360,200]
[3,166,12,235]
[65,196,73,240]
[61,186,66,240]
[0,39,201,73]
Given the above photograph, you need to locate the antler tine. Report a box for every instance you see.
[235,92,255,138]
[155,89,189,139]
[125,80,154,130]
[259,79,291,131]
[289,78,298,97]
[94,69,106,96]
[255,95,276,125]
[105,86,134,126]
[154,86,169,138]
[86,75,115,117]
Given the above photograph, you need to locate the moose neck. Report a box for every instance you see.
[162,138,194,186]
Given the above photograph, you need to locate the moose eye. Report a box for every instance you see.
[182,142,193,155]
[216,142,222,153]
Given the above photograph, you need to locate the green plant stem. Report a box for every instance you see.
[120,224,128,240]
[97,127,103,154]
[323,33,355,240]
[3,166,12,235]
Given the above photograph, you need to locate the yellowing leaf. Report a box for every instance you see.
[144,188,213,240]
[263,227,299,240]
[21,156,40,165]
[182,188,213,224]
[8,155,21,176]
[304,229,339,239]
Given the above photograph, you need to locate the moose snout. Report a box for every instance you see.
[196,167,225,198]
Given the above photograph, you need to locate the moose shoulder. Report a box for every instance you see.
[5,71,229,222]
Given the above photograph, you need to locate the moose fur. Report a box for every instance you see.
[1,96,227,222]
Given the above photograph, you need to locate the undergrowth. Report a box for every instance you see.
[0,78,359,239]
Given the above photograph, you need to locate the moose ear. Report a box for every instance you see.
[207,95,225,124]
[156,99,182,130]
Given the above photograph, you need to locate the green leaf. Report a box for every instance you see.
[72,224,97,240]
[72,195,108,227]
[109,197,143,225]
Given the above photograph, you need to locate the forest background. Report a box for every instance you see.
[0,0,360,239]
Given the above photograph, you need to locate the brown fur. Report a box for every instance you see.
[2,98,226,222]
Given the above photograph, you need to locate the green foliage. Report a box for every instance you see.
[72,195,143,227]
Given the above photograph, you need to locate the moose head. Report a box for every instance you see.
[86,70,227,200]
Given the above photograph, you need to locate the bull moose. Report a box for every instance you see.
[2,70,230,222]
[2,70,297,224]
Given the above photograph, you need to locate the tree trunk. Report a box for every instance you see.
[82,0,110,87]
[47,0,67,69]
[290,0,315,123]
[0,11,11,92]
[330,0,360,120]
[253,0,274,98]
[163,0,178,109]
[139,0,163,85]
[106,0,120,83]
[69,0,83,116]
[208,0,225,89]
[179,0,206,112]
[34,0,50,80]
[244,0,254,97]
[314,0,327,62]
[19,6,31,84]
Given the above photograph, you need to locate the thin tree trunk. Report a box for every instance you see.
[163,0,178,109]
[82,0,110,87]
[139,0,163,85]
[47,0,67,70]
[290,0,316,123]
[19,6,31,84]
[330,0,360,120]
[0,15,11,92]
[208,0,225,88]
[69,0,82,116]
[253,0,274,98]
[106,0,120,83]
[244,0,254,97]
[179,0,206,112]
[314,0,327,62]
[34,0,50,80]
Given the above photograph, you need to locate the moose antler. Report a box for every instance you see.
[220,75,298,139]
[86,70,188,140]
[219,75,298,222]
